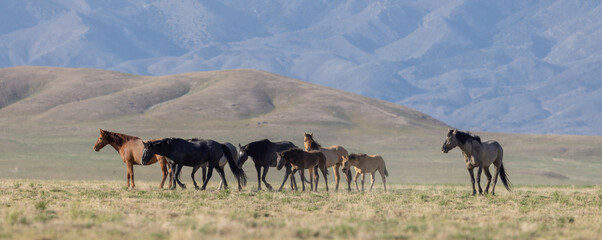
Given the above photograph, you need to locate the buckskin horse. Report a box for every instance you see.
[441,129,511,195]
[93,129,170,189]
[341,153,389,192]
[303,133,352,191]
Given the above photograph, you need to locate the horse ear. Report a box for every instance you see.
[99,128,104,134]
[452,129,458,134]
[310,133,313,136]
[238,143,242,148]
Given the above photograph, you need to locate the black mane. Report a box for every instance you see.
[455,131,481,144]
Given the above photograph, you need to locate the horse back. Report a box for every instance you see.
[123,138,157,165]
[480,140,503,166]
[356,154,384,173]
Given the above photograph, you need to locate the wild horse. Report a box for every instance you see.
[304,133,352,191]
[277,148,329,192]
[238,139,305,191]
[341,153,389,192]
[93,129,170,189]
[142,138,246,190]
[441,129,511,195]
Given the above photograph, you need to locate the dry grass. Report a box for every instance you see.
[1,180,600,240]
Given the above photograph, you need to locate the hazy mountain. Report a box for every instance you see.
[1,0,601,135]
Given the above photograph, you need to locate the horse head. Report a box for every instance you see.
[441,129,459,153]
[276,151,287,170]
[341,154,355,172]
[93,129,109,151]
[238,144,249,167]
[141,140,157,165]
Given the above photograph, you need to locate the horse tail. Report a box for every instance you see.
[384,165,389,177]
[222,144,247,187]
[499,163,511,191]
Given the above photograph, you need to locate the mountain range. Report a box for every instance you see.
[1,0,601,135]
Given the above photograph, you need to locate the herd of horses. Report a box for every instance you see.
[94,128,511,195]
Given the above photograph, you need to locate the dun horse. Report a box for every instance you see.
[441,129,511,195]
[341,153,388,192]
[304,133,351,191]
[142,138,246,190]
[277,149,328,192]
[93,129,170,189]
[238,139,305,191]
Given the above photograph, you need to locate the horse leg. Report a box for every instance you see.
[168,163,173,189]
[255,164,262,191]
[201,166,207,185]
[361,173,367,192]
[476,166,483,195]
[173,164,185,190]
[468,168,476,195]
[159,159,168,189]
[321,166,329,192]
[334,164,341,192]
[278,166,291,192]
[127,162,135,189]
[290,169,298,191]
[125,163,131,189]
[191,165,201,190]
[291,170,298,191]
[369,172,376,192]
[484,167,492,194]
[216,165,228,190]
[492,164,500,196]
[354,172,360,191]
[312,167,319,192]
[299,169,306,191]
[262,166,273,191]
[200,165,214,191]
[379,168,387,192]
[309,168,315,192]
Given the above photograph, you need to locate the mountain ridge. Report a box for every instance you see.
[1,0,601,135]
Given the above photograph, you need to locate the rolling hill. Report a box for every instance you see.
[0,66,600,185]
[1,0,601,135]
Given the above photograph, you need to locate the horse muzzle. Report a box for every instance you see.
[442,147,449,153]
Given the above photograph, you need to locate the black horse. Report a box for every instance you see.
[142,138,246,190]
[238,139,304,191]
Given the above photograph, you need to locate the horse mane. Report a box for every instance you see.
[307,138,321,150]
[246,139,271,156]
[102,130,139,146]
[455,131,481,144]
[348,153,367,160]
[304,134,322,150]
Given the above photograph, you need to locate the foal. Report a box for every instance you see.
[342,153,389,192]
[277,149,329,192]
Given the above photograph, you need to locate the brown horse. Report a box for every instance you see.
[93,129,170,189]
[303,133,351,191]
[277,149,328,192]
[341,153,389,192]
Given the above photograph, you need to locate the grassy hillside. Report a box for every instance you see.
[1,180,601,240]
[0,66,601,186]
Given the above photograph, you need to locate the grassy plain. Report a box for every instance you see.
[1,180,601,240]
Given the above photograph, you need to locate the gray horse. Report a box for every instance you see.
[441,129,510,195]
